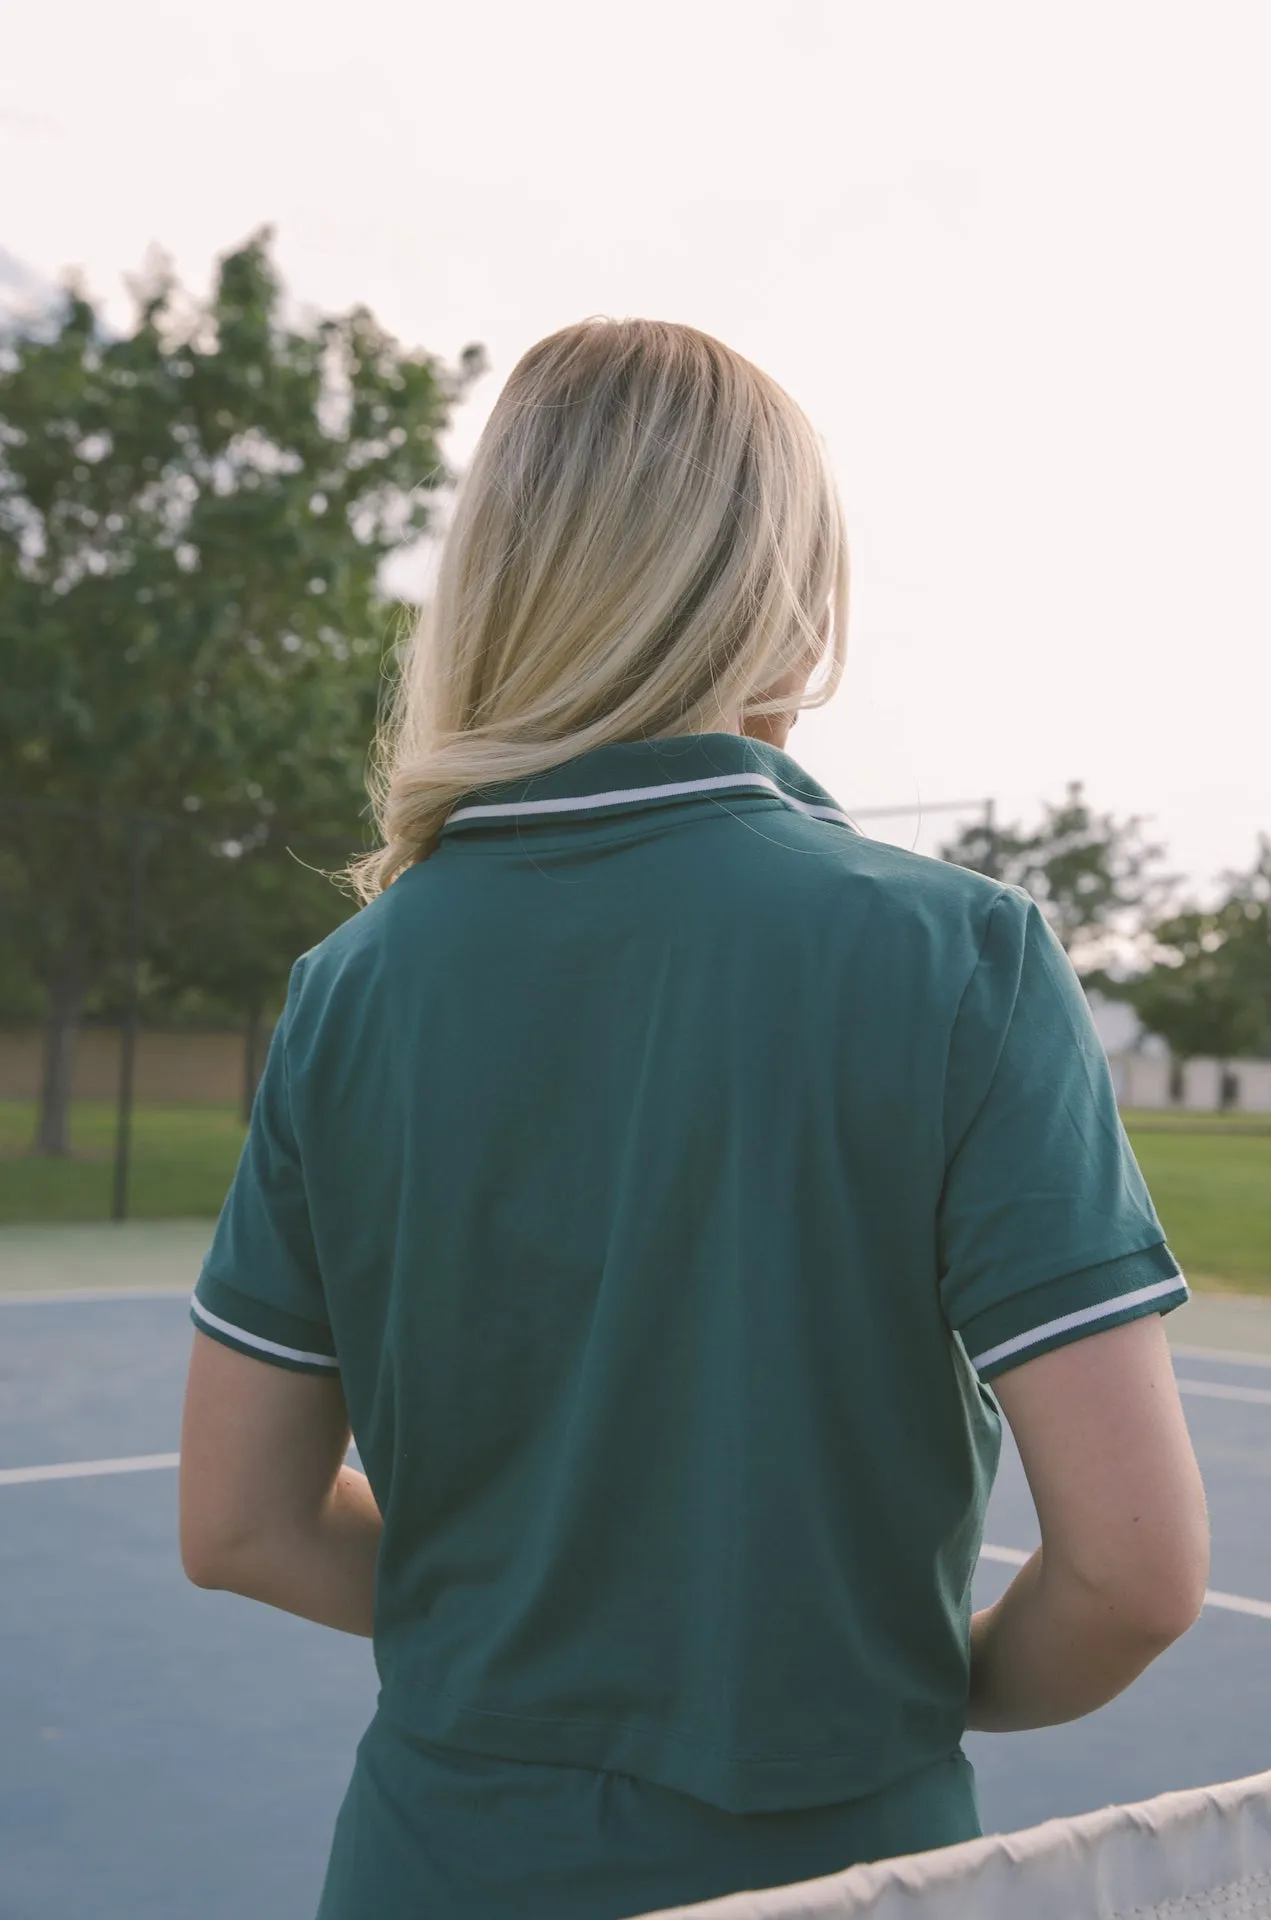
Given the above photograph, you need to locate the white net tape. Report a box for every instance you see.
[629,1771,1271,1920]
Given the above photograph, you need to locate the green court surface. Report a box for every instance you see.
[2,1221,1270,1361]
[0,1219,216,1297]
[0,1099,1267,1295]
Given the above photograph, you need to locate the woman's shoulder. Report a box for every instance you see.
[287,878,408,995]
[810,824,1021,944]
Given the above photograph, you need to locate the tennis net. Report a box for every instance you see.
[630,1769,1271,1918]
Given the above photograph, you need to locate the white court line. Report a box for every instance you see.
[1170,1343,1271,1371]
[1203,1589,1271,1621]
[979,1544,1271,1623]
[1176,1377,1271,1407]
[5,1303,1270,1364]
[979,1545,1036,1568]
[1,1463,1269,1623]
[0,1446,358,1487]
[0,1286,193,1306]
[0,1452,180,1487]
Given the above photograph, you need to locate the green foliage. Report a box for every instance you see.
[0,932,41,1021]
[1099,838,1271,1063]
[938,782,1180,976]
[940,790,1269,1063]
[138,831,360,1027]
[0,229,487,1138]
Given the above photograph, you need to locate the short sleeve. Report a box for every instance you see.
[937,886,1189,1381]
[190,958,338,1376]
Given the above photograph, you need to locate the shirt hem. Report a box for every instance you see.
[373,1682,964,1816]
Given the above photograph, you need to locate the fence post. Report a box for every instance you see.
[111,826,145,1224]
[242,1009,265,1123]
[981,797,999,879]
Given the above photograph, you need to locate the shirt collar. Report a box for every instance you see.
[439,732,862,841]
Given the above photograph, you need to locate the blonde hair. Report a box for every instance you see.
[349,316,850,899]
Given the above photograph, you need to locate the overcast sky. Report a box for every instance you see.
[3,0,1267,901]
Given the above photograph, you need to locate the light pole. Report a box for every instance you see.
[111,824,147,1224]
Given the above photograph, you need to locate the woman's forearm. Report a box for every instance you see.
[203,1466,383,1637]
[966,1546,1185,1732]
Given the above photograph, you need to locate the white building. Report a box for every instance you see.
[1085,990,1170,1062]
[1085,989,1271,1113]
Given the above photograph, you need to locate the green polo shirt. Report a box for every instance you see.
[192,731,1188,1823]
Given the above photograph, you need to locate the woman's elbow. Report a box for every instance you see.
[1087,1530,1211,1647]
[1140,1551,1210,1644]
[180,1523,235,1590]
[179,1499,260,1592]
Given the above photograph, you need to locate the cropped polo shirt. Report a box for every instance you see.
[192,731,1188,1815]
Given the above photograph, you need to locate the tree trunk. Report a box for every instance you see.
[242,1010,266,1124]
[35,969,85,1155]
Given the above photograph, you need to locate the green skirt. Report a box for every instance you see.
[315,1714,980,1920]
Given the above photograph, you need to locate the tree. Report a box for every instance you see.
[0,230,487,1151]
[938,782,1181,979]
[1098,837,1271,1065]
[139,826,359,1118]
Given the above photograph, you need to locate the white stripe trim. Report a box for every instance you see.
[969,1275,1190,1373]
[980,1544,1271,1622]
[190,1294,338,1369]
[0,1452,179,1487]
[446,773,858,831]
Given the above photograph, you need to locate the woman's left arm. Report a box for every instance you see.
[179,1330,382,1637]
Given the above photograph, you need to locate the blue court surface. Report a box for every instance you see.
[2,1229,1270,1920]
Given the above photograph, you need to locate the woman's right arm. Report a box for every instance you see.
[966,1311,1210,1733]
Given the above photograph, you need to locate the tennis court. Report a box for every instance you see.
[2,1223,1270,1920]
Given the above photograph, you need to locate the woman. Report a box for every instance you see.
[178,318,1209,1919]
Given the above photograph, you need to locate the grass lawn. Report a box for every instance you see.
[1122,1119,1270,1295]
[1,1100,1267,1294]
[0,1101,247,1226]
[1119,1107,1271,1134]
